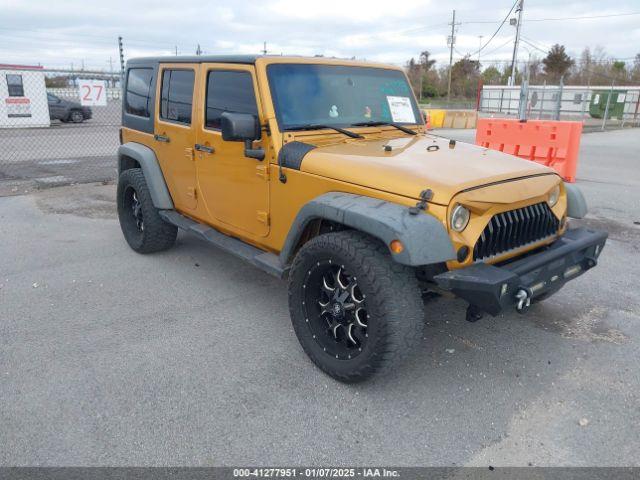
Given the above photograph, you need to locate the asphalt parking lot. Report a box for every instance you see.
[1,128,639,466]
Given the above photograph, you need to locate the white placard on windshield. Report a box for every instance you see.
[386,96,416,123]
[78,80,107,106]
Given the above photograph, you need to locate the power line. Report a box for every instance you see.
[467,0,520,58]
[520,37,548,55]
[483,37,516,57]
[461,11,640,24]
[524,12,640,22]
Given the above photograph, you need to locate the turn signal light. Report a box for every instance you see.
[389,240,404,254]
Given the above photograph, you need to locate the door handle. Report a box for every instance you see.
[154,134,170,143]
[194,143,215,154]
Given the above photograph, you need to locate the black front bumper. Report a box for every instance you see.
[433,228,608,315]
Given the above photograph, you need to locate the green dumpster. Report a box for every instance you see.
[589,90,627,119]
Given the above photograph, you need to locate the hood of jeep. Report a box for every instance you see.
[298,135,556,205]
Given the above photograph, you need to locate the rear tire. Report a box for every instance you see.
[117,168,177,253]
[288,231,425,383]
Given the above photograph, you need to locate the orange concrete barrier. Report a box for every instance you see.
[423,109,446,128]
[475,118,583,182]
[443,110,477,129]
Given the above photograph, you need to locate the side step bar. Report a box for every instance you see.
[159,210,287,279]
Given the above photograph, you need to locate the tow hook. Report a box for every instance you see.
[515,287,533,314]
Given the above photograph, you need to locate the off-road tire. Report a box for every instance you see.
[117,168,177,253]
[288,230,425,383]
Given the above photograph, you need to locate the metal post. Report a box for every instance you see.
[601,80,614,131]
[518,64,529,120]
[118,36,125,84]
[554,76,563,121]
[538,81,545,119]
[446,9,456,103]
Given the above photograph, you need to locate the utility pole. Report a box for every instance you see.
[196,44,202,55]
[509,0,524,85]
[446,9,457,102]
[175,45,178,56]
[262,41,268,55]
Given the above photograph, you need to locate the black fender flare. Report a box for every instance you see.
[117,142,174,210]
[280,192,456,267]
[564,182,588,219]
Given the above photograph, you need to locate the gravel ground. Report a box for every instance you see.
[0,129,639,466]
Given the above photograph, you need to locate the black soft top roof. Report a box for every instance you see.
[127,55,261,66]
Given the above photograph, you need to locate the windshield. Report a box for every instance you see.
[267,64,422,131]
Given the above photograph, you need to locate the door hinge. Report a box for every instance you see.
[256,164,269,180]
[187,187,197,199]
[257,211,269,225]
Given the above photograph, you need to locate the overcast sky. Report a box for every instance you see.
[1,0,638,71]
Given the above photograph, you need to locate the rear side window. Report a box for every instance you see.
[205,70,258,130]
[6,74,24,97]
[125,68,153,117]
[160,69,195,125]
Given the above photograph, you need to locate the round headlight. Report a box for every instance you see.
[450,204,470,232]
[548,184,560,207]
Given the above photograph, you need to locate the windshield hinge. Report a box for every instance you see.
[408,189,433,215]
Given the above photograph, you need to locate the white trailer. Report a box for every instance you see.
[0,64,50,128]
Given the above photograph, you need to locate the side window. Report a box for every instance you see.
[125,68,153,118]
[160,69,195,125]
[6,74,24,97]
[205,70,258,130]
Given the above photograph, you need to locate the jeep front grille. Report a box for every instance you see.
[473,202,560,261]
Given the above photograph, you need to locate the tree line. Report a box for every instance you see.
[406,47,640,101]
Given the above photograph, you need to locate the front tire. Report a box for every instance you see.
[288,231,425,383]
[117,168,177,253]
[69,110,84,123]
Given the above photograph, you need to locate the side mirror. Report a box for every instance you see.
[220,112,264,161]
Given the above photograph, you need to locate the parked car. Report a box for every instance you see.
[116,55,607,382]
[47,93,92,123]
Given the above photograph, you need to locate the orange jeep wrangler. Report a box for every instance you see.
[117,55,607,382]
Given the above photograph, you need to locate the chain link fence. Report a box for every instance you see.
[0,67,121,195]
[479,84,640,131]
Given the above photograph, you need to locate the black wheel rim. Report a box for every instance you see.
[72,112,83,122]
[124,186,144,232]
[302,260,369,359]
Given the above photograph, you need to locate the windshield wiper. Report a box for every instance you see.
[283,124,363,139]
[351,121,417,135]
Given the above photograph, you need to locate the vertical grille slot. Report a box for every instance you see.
[473,202,560,261]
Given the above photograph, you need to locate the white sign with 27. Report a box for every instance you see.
[78,80,107,106]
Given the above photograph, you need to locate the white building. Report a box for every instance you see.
[0,64,50,128]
